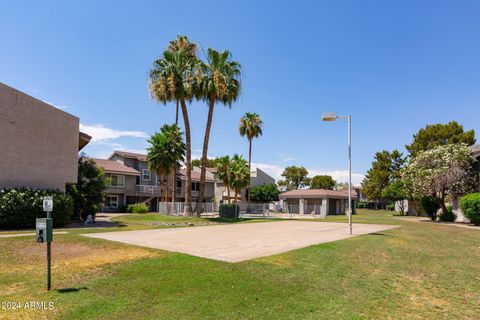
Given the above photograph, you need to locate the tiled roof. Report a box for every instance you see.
[179,169,216,182]
[92,158,140,175]
[111,150,147,161]
[279,189,358,199]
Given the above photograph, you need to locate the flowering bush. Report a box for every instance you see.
[0,188,73,229]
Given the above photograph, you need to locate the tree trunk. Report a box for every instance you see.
[160,174,163,203]
[165,173,170,203]
[175,100,179,125]
[227,187,231,204]
[197,96,215,216]
[172,166,177,203]
[179,98,192,215]
[247,138,252,204]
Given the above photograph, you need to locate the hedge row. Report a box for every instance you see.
[0,188,73,230]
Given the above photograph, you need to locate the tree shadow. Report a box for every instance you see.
[57,287,88,294]
[368,232,393,237]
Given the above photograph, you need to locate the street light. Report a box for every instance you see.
[322,112,352,235]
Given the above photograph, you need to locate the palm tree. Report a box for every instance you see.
[149,35,200,215]
[239,112,263,202]
[146,124,186,203]
[215,155,232,204]
[162,124,186,203]
[196,49,241,215]
[229,154,250,203]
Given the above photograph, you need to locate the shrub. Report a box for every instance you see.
[250,184,280,202]
[438,205,457,222]
[420,196,440,220]
[386,203,395,211]
[127,203,149,214]
[0,188,74,229]
[460,193,480,226]
[67,155,108,221]
[356,202,368,209]
[219,204,239,218]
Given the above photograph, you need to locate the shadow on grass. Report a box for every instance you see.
[57,287,88,294]
[368,232,394,237]
[207,217,252,223]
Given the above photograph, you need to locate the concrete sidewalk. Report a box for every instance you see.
[82,221,399,262]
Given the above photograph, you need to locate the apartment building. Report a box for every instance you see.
[0,82,90,191]
[93,151,216,212]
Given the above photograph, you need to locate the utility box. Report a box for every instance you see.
[36,218,53,243]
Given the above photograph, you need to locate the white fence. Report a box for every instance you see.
[158,202,219,217]
[157,202,324,219]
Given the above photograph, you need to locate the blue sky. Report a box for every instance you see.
[1,1,479,183]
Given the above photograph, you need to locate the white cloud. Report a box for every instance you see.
[251,162,365,185]
[80,123,148,143]
[41,100,69,110]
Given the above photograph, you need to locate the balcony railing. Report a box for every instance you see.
[136,185,161,195]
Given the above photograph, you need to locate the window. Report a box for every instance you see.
[105,196,118,209]
[177,179,182,188]
[191,182,200,191]
[142,169,151,181]
[110,175,125,187]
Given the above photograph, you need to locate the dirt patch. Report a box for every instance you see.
[0,239,162,296]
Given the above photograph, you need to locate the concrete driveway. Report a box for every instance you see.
[82,221,398,262]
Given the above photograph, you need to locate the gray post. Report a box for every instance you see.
[47,210,51,291]
[348,115,352,235]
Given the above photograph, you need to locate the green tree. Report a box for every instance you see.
[149,35,200,214]
[197,49,241,215]
[281,166,310,190]
[402,144,477,217]
[381,180,408,215]
[67,154,108,221]
[334,182,349,191]
[406,121,475,158]
[192,158,222,168]
[215,156,232,204]
[250,184,280,202]
[146,124,186,203]
[229,154,250,203]
[239,112,263,202]
[361,150,405,204]
[310,175,336,190]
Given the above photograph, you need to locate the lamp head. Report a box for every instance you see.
[322,112,337,121]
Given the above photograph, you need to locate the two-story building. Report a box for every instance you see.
[213,167,276,203]
[93,151,216,212]
[0,82,90,191]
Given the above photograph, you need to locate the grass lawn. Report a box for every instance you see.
[1,210,479,319]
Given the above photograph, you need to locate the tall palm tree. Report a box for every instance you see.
[229,154,250,203]
[196,49,241,215]
[146,124,186,203]
[239,112,263,202]
[149,35,200,215]
[215,155,232,204]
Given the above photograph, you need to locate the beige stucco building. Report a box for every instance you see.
[0,82,90,191]
[279,189,357,217]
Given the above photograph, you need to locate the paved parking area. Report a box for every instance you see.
[82,221,399,262]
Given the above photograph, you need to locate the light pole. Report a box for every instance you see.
[322,112,352,235]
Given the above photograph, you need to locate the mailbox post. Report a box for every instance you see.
[37,196,53,291]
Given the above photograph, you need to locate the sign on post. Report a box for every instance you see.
[43,196,53,212]
[39,196,54,291]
